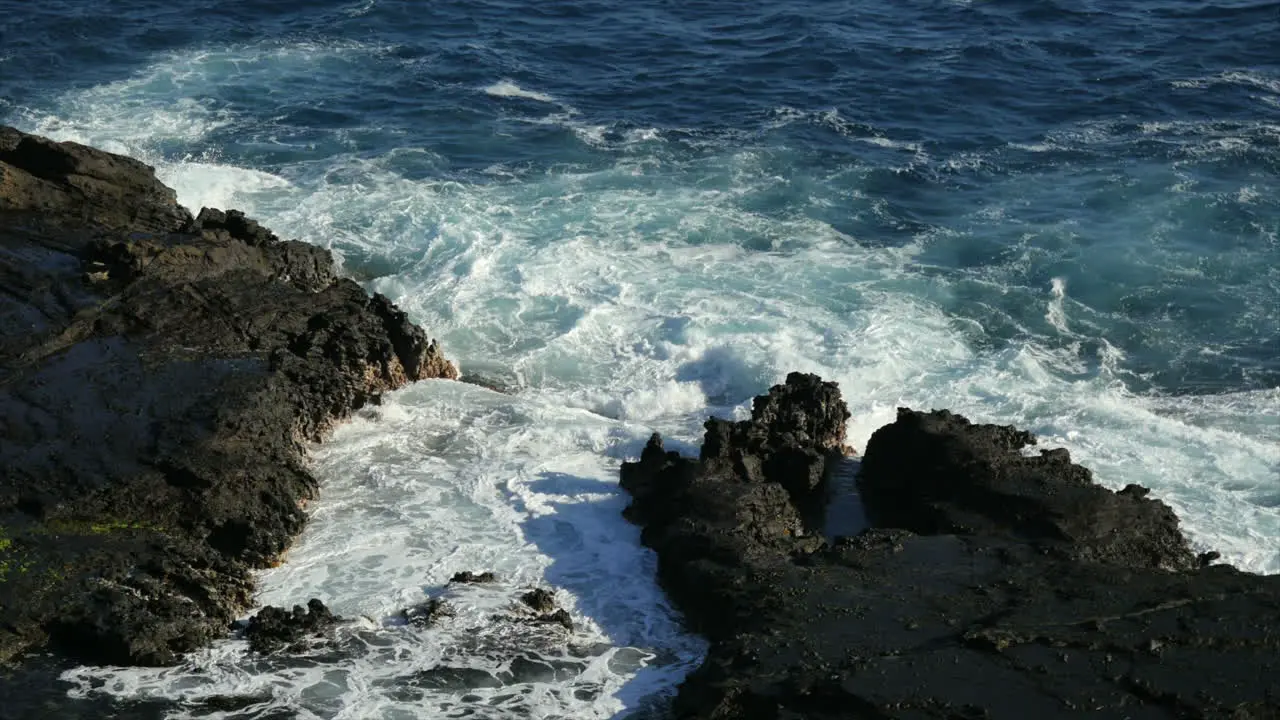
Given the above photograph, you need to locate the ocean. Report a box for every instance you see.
[2,0,1278,717]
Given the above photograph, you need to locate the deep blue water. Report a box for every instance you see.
[2,1,1279,718]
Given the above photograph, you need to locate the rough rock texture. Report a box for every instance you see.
[858,409,1202,572]
[516,588,575,631]
[531,608,574,632]
[450,571,497,584]
[244,599,339,654]
[0,127,458,666]
[621,378,1280,719]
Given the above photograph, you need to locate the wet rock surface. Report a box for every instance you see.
[244,599,340,654]
[0,127,457,666]
[519,588,559,614]
[531,608,575,632]
[450,571,498,584]
[621,375,1280,718]
[518,588,575,631]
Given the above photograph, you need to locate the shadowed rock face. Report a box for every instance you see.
[858,408,1198,572]
[450,570,497,584]
[621,379,1280,719]
[0,127,457,666]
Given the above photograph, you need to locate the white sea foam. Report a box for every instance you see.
[1045,277,1069,334]
[343,0,377,17]
[254,150,1275,573]
[770,106,929,165]
[1173,70,1280,96]
[17,38,389,152]
[22,95,229,155]
[11,39,393,215]
[1008,141,1054,152]
[161,161,294,215]
[483,80,558,104]
[61,381,707,718]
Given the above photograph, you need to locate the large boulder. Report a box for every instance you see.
[0,126,457,666]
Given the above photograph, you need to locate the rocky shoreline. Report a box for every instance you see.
[2,129,1278,719]
[0,126,457,667]
[621,373,1280,718]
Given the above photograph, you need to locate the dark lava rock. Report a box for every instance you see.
[620,381,1280,718]
[401,598,455,628]
[701,371,850,505]
[244,599,339,654]
[458,371,515,394]
[515,588,574,630]
[857,408,1198,572]
[0,127,458,666]
[450,571,497,584]
[532,609,574,632]
[520,588,558,614]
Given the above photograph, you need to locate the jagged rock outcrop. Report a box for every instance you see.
[0,126,457,666]
[620,373,847,638]
[244,599,340,654]
[621,376,1280,718]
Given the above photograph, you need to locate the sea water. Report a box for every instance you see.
[2,0,1278,717]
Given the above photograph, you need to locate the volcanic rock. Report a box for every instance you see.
[857,408,1198,572]
[532,608,574,632]
[620,379,1280,718]
[0,126,457,666]
[511,588,573,631]
[450,571,498,584]
[244,599,339,654]
[520,588,558,614]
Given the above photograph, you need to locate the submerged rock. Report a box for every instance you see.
[514,588,574,631]
[620,377,1280,718]
[401,598,455,628]
[520,588,558,614]
[245,599,340,654]
[0,126,457,666]
[450,571,497,584]
[532,608,574,632]
[457,370,517,394]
